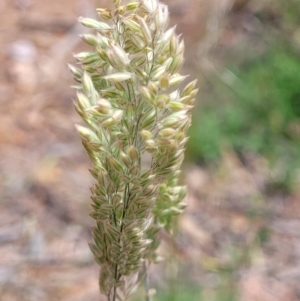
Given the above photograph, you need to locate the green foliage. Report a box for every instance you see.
[188,46,300,189]
[275,0,300,27]
[155,286,201,301]
[152,284,236,301]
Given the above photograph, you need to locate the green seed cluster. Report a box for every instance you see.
[69,0,197,299]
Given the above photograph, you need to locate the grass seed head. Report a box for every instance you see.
[71,0,197,298]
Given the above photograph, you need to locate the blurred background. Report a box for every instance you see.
[0,0,300,300]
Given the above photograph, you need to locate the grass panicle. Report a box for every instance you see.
[70,0,197,300]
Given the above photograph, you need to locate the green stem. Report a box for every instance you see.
[143,261,151,301]
[112,261,118,301]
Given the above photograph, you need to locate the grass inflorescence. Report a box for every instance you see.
[69,0,197,300]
